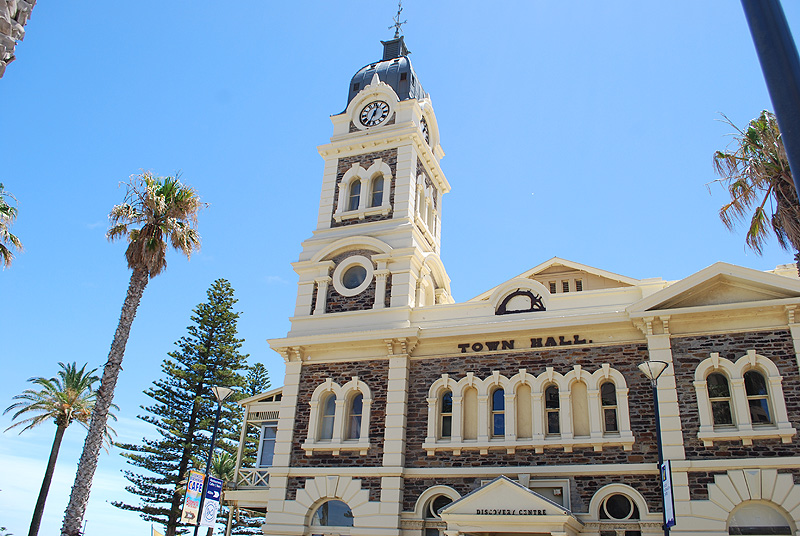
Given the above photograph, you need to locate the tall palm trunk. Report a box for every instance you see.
[61,269,149,536]
[29,424,67,536]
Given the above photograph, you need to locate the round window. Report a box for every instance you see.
[600,494,638,520]
[331,255,375,297]
[342,265,367,289]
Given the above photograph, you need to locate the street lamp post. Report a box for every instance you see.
[638,360,671,536]
[193,386,234,536]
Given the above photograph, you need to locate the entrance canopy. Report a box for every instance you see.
[438,476,583,536]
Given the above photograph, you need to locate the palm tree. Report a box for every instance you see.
[61,172,204,536]
[0,182,23,267]
[5,362,115,536]
[713,110,800,271]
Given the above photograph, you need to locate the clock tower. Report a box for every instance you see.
[289,36,453,336]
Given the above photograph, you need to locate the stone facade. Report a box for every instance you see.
[289,359,389,467]
[0,0,36,78]
[671,329,800,459]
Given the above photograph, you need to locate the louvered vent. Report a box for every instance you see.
[249,410,279,422]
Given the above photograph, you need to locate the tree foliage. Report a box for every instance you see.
[0,182,22,268]
[113,279,249,536]
[713,111,800,260]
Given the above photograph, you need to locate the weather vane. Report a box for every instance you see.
[389,0,407,38]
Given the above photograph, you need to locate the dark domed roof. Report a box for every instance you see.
[346,37,427,108]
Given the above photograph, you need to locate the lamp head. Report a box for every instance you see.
[211,386,234,403]
[638,360,669,383]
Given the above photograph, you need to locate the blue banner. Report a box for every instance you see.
[199,476,224,528]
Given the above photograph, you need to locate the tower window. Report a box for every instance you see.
[400,72,407,81]
[352,82,360,92]
[347,179,361,211]
[371,176,384,207]
[562,280,570,293]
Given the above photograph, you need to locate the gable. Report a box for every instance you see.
[630,262,800,314]
[471,257,641,302]
[440,476,571,517]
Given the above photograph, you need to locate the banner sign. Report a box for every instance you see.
[180,471,205,524]
[199,476,224,528]
[661,460,676,528]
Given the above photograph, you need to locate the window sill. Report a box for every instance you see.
[333,204,391,222]
[697,424,796,446]
[302,439,370,456]
[422,432,634,456]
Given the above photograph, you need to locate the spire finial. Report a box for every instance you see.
[389,0,407,38]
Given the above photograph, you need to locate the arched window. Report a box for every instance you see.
[545,385,560,436]
[311,500,353,527]
[370,175,384,207]
[600,382,619,433]
[319,393,336,440]
[491,388,505,437]
[440,391,453,439]
[347,179,361,211]
[744,371,771,425]
[707,373,734,427]
[423,494,453,536]
[728,502,792,535]
[346,393,363,440]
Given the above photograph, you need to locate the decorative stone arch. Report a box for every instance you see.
[310,236,392,264]
[290,475,378,528]
[488,278,550,316]
[699,469,800,534]
[420,253,452,304]
[693,350,795,445]
[411,484,461,518]
[588,483,653,520]
[303,377,372,455]
[419,99,441,149]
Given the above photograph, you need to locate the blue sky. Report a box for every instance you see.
[2,2,799,535]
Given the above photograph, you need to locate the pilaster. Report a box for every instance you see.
[640,316,686,461]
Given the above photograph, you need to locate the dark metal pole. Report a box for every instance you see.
[193,400,223,536]
[651,381,669,536]
[741,0,800,197]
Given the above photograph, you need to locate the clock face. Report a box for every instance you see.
[420,117,430,144]
[360,101,390,127]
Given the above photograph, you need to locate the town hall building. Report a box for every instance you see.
[226,35,800,536]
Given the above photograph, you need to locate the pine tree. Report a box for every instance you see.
[229,363,272,535]
[113,279,249,536]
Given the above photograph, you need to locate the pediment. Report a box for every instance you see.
[629,262,800,314]
[440,476,571,517]
[471,257,640,301]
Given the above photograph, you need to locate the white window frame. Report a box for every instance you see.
[694,350,796,446]
[333,160,392,222]
[422,365,633,456]
[303,377,372,455]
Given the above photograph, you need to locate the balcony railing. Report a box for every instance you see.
[237,467,270,489]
